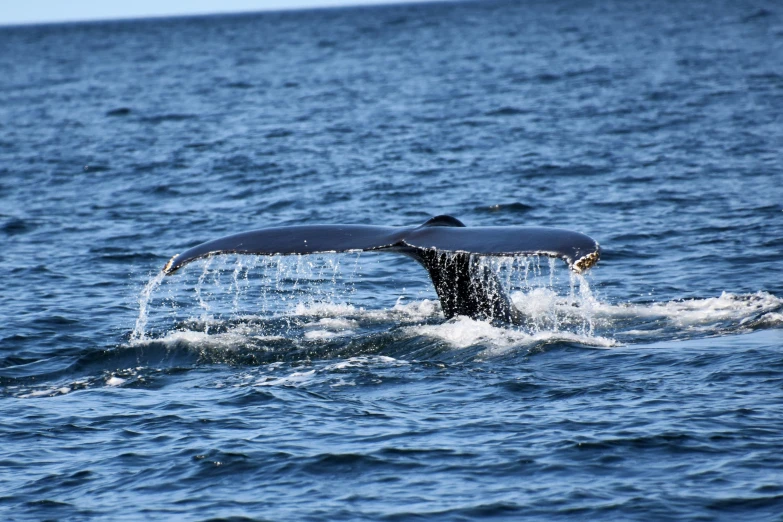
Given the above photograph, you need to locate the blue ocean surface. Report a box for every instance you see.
[1,0,783,519]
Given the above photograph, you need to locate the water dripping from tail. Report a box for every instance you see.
[130,270,166,341]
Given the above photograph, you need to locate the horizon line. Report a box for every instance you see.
[0,0,459,29]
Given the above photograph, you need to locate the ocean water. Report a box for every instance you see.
[2,0,783,519]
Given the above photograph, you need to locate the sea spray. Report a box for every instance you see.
[132,252,609,348]
[571,270,597,336]
[230,257,246,315]
[131,270,166,341]
[194,257,214,334]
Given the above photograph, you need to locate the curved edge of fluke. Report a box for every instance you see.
[162,216,600,275]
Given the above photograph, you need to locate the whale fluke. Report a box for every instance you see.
[162,216,600,322]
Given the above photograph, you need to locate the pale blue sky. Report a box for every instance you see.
[1,0,422,26]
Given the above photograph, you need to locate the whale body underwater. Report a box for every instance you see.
[163,215,601,324]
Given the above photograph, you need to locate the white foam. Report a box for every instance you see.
[329,378,356,387]
[409,316,617,351]
[106,376,126,387]
[660,292,781,325]
[292,298,440,323]
[255,369,316,387]
[326,355,407,370]
[304,329,348,340]
[390,298,440,321]
[594,291,783,330]
[245,356,407,388]
[19,386,72,399]
[294,301,358,317]
[136,327,286,349]
[759,312,783,326]
[303,317,358,330]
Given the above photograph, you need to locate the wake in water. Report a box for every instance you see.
[129,254,783,359]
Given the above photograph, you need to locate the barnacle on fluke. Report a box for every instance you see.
[573,249,601,273]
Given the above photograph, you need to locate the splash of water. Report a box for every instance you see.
[130,270,166,341]
[130,253,596,343]
[194,257,215,334]
[130,252,783,355]
[130,253,362,340]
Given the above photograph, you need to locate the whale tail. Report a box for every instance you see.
[162,215,600,323]
[411,250,521,323]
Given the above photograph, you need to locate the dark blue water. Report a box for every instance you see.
[2,0,783,519]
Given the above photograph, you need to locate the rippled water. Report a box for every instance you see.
[2,0,783,519]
